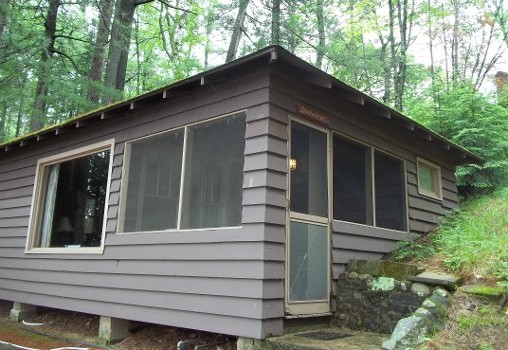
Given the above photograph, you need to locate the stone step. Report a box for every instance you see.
[459,284,506,300]
[266,327,389,350]
[408,271,463,291]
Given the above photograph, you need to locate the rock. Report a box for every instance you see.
[370,277,396,291]
[460,285,505,300]
[409,271,463,291]
[381,316,428,350]
[414,307,431,317]
[411,283,431,297]
[422,299,436,309]
[348,272,359,279]
[347,259,420,280]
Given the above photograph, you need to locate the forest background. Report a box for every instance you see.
[0,0,507,195]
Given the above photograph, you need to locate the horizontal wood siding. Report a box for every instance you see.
[0,67,285,339]
[269,67,459,300]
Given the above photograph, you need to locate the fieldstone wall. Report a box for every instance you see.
[332,259,454,335]
[333,272,433,333]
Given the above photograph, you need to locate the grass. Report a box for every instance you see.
[433,187,508,284]
[398,187,508,350]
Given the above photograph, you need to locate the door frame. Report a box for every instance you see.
[285,116,332,316]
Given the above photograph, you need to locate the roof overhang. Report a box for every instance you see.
[0,45,482,166]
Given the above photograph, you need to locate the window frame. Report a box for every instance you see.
[331,131,409,232]
[417,157,443,200]
[25,139,115,254]
[117,111,246,234]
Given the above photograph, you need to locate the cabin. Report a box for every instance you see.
[0,46,481,343]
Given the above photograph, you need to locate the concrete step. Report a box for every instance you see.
[266,327,389,350]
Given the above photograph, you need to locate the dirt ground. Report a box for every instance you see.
[0,300,237,350]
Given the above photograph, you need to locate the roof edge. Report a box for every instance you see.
[0,45,482,166]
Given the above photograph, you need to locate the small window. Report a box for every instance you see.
[417,158,442,199]
[28,141,113,251]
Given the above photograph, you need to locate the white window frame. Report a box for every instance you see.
[117,111,246,234]
[417,157,443,200]
[25,139,115,254]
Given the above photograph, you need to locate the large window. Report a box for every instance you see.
[333,134,407,231]
[120,112,245,232]
[374,151,406,230]
[333,135,372,225]
[290,121,328,217]
[28,141,113,251]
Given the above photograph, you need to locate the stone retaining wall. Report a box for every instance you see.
[333,272,434,333]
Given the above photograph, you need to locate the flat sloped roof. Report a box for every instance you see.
[0,45,482,165]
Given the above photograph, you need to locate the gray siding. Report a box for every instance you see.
[0,58,461,339]
[268,68,458,286]
[0,67,284,339]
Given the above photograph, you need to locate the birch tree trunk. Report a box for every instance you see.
[226,0,249,62]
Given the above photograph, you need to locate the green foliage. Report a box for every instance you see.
[393,240,435,261]
[459,304,505,330]
[410,85,508,196]
[433,187,508,279]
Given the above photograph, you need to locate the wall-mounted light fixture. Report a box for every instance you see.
[290,158,297,171]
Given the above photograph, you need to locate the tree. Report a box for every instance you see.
[315,0,326,69]
[31,0,61,132]
[226,0,249,62]
[271,0,280,45]
[411,85,508,195]
[0,0,8,42]
[87,0,115,104]
[103,0,155,104]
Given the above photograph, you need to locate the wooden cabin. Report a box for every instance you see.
[0,46,481,341]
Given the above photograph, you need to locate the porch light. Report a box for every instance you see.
[290,158,297,171]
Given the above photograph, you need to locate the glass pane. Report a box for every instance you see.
[38,150,110,247]
[374,152,406,230]
[290,121,328,217]
[181,113,245,229]
[418,164,435,193]
[123,130,184,232]
[333,135,372,225]
[289,221,328,302]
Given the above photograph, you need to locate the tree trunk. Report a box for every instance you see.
[204,7,213,68]
[315,0,325,69]
[0,0,8,42]
[386,0,396,105]
[271,0,280,45]
[87,0,115,104]
[427,0,435,97]
[226,0,249,62]
[451,0,460,87]
[30,0,61,132]
[103,0,154,104]
[0,104,7,137]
